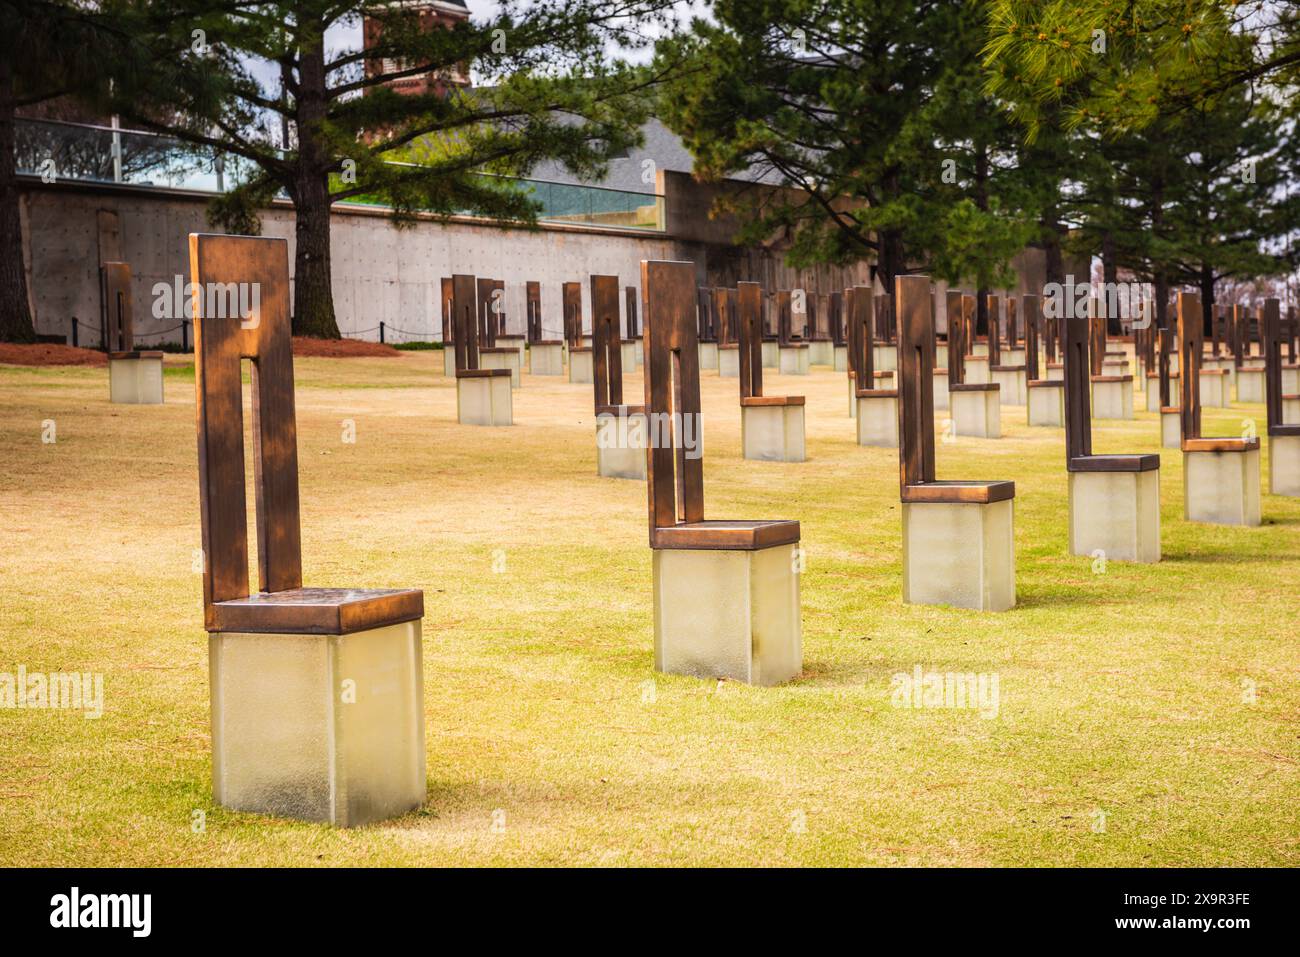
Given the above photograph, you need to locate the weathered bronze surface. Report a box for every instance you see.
[625,285,639,339]
[945,291,964,382]
[1023,294,1040,380]
[452,273,480,373]
[190,233,422,635]
[738,281,764,401]
[440,277,454,345]
[592,274,642,416]
[101,261,134,353]
[696,286,716,341]
[849,285,875,382]
[1231,304,1246,366]
[1178,292,1259,451]
[526,281,542,342]
[1157,324,1175,410]
[643,260,798,550]
[563,281,583,348]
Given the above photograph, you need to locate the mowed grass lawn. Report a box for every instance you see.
[1,349,1297,867]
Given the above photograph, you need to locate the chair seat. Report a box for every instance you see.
[108,351,164,360]
[741,395,805,407]
[1160,406,1180,414]
[455,368,511,379]
[1182,437,1261,453]
[1068,453,1160,473]
[990,364,1026,373]
[595,403,647,416]
[651,520,800,551]
[950,383,999,393]
[901,480,1015,504]
[209,587,424,635]
[854,388,898,399]
[1090,374,1132,383]
[779,343,809,350]
[1027,379,1064,388]
[1268,424,1300,437]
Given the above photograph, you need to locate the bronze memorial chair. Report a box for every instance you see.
[191,233,424,826]
[592,274,647,480]
[642,259,801,685]
[1061,303,1160,562]
[737,280,805,461]
[102,261,165,404]
[1178,291,1261,525]
[896,275,1015,611]
[1262,298,1300,496]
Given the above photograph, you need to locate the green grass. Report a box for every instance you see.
[0,351,1296,866]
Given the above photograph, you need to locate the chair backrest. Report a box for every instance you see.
[1063,303,1092,462]
[776,291,792,344]
[1231,304,1246,365]
[643,260,704,535]
[452,273,479,372]
[986,294,1002,365]
[563,282,583,348]
[591,274,624,412]
[696,286,715,341]
[625,285,639,339]
[1178,291,1203,441]
[1089,301,1106,375]
[1263,298,1284,432]
[713,287,736,345]
[897,275,935,493]
[475,278,500,346]
[738,281,764,400]
[945,291,963,382]
[440,277,454,344]
[1022,295,1040,379]
[190,233,302,613]
[525,281,542,342]
[830,291,844,345]
[101,262,134,352]
[1007,297,1019,349]
[849,285,875,383]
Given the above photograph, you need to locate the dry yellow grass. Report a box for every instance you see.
[0,351,1296,866]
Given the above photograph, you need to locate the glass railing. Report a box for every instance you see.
[14,117,665,231]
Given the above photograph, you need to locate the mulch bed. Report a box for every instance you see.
[292,337,402,358]
[0,343,108,366]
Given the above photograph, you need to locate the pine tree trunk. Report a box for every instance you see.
[289,35,340,339]
[0,60,36,344]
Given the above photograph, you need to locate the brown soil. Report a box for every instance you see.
[292,337,402,358]
[0,343,108,366]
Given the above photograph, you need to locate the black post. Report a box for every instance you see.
[71,317,78,348]
[182,320,189,352]
[379,321,385,344]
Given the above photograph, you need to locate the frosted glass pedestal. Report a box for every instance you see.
[1161,410,1182,449]
[719,344,740,378]
[933,371,949,411]
[1284,396,1300,425]
[1271,433,1300,496]
[497,335,526,367]
[742,401,806,462]
[1282,366,1298,394]
[809,340,833,366]
[209,621,425,827]
[529,342,564,376]
[621,341,638,374]
[935,343,948,369]
[963,355,990,385]
[652,544,802,686]
[1003,347,1026,365]
[634,338,644,367]
[779,345,810,375]
[1199,370,1229,408]
[902,499,1015,611]
[569,348,594,384]
[698,341,719,371]
[991,366,1027,405]
[456,372,513,426]
[1091,377,1134,420]
[1068,467,1161,563]
[596,411,648,480]
[443,347,456,378]
[1184,446,1262,526]
[1145,375,1179,412]
[480,347,521,388]
[950,386,1002,438]
[1027,381,1064,427]
[856,392,899,448]
[761,340,779,369]
[873,343,897,372]
[108,353,164,405]
[1236,367,1265,403]
[833,345,848,372]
